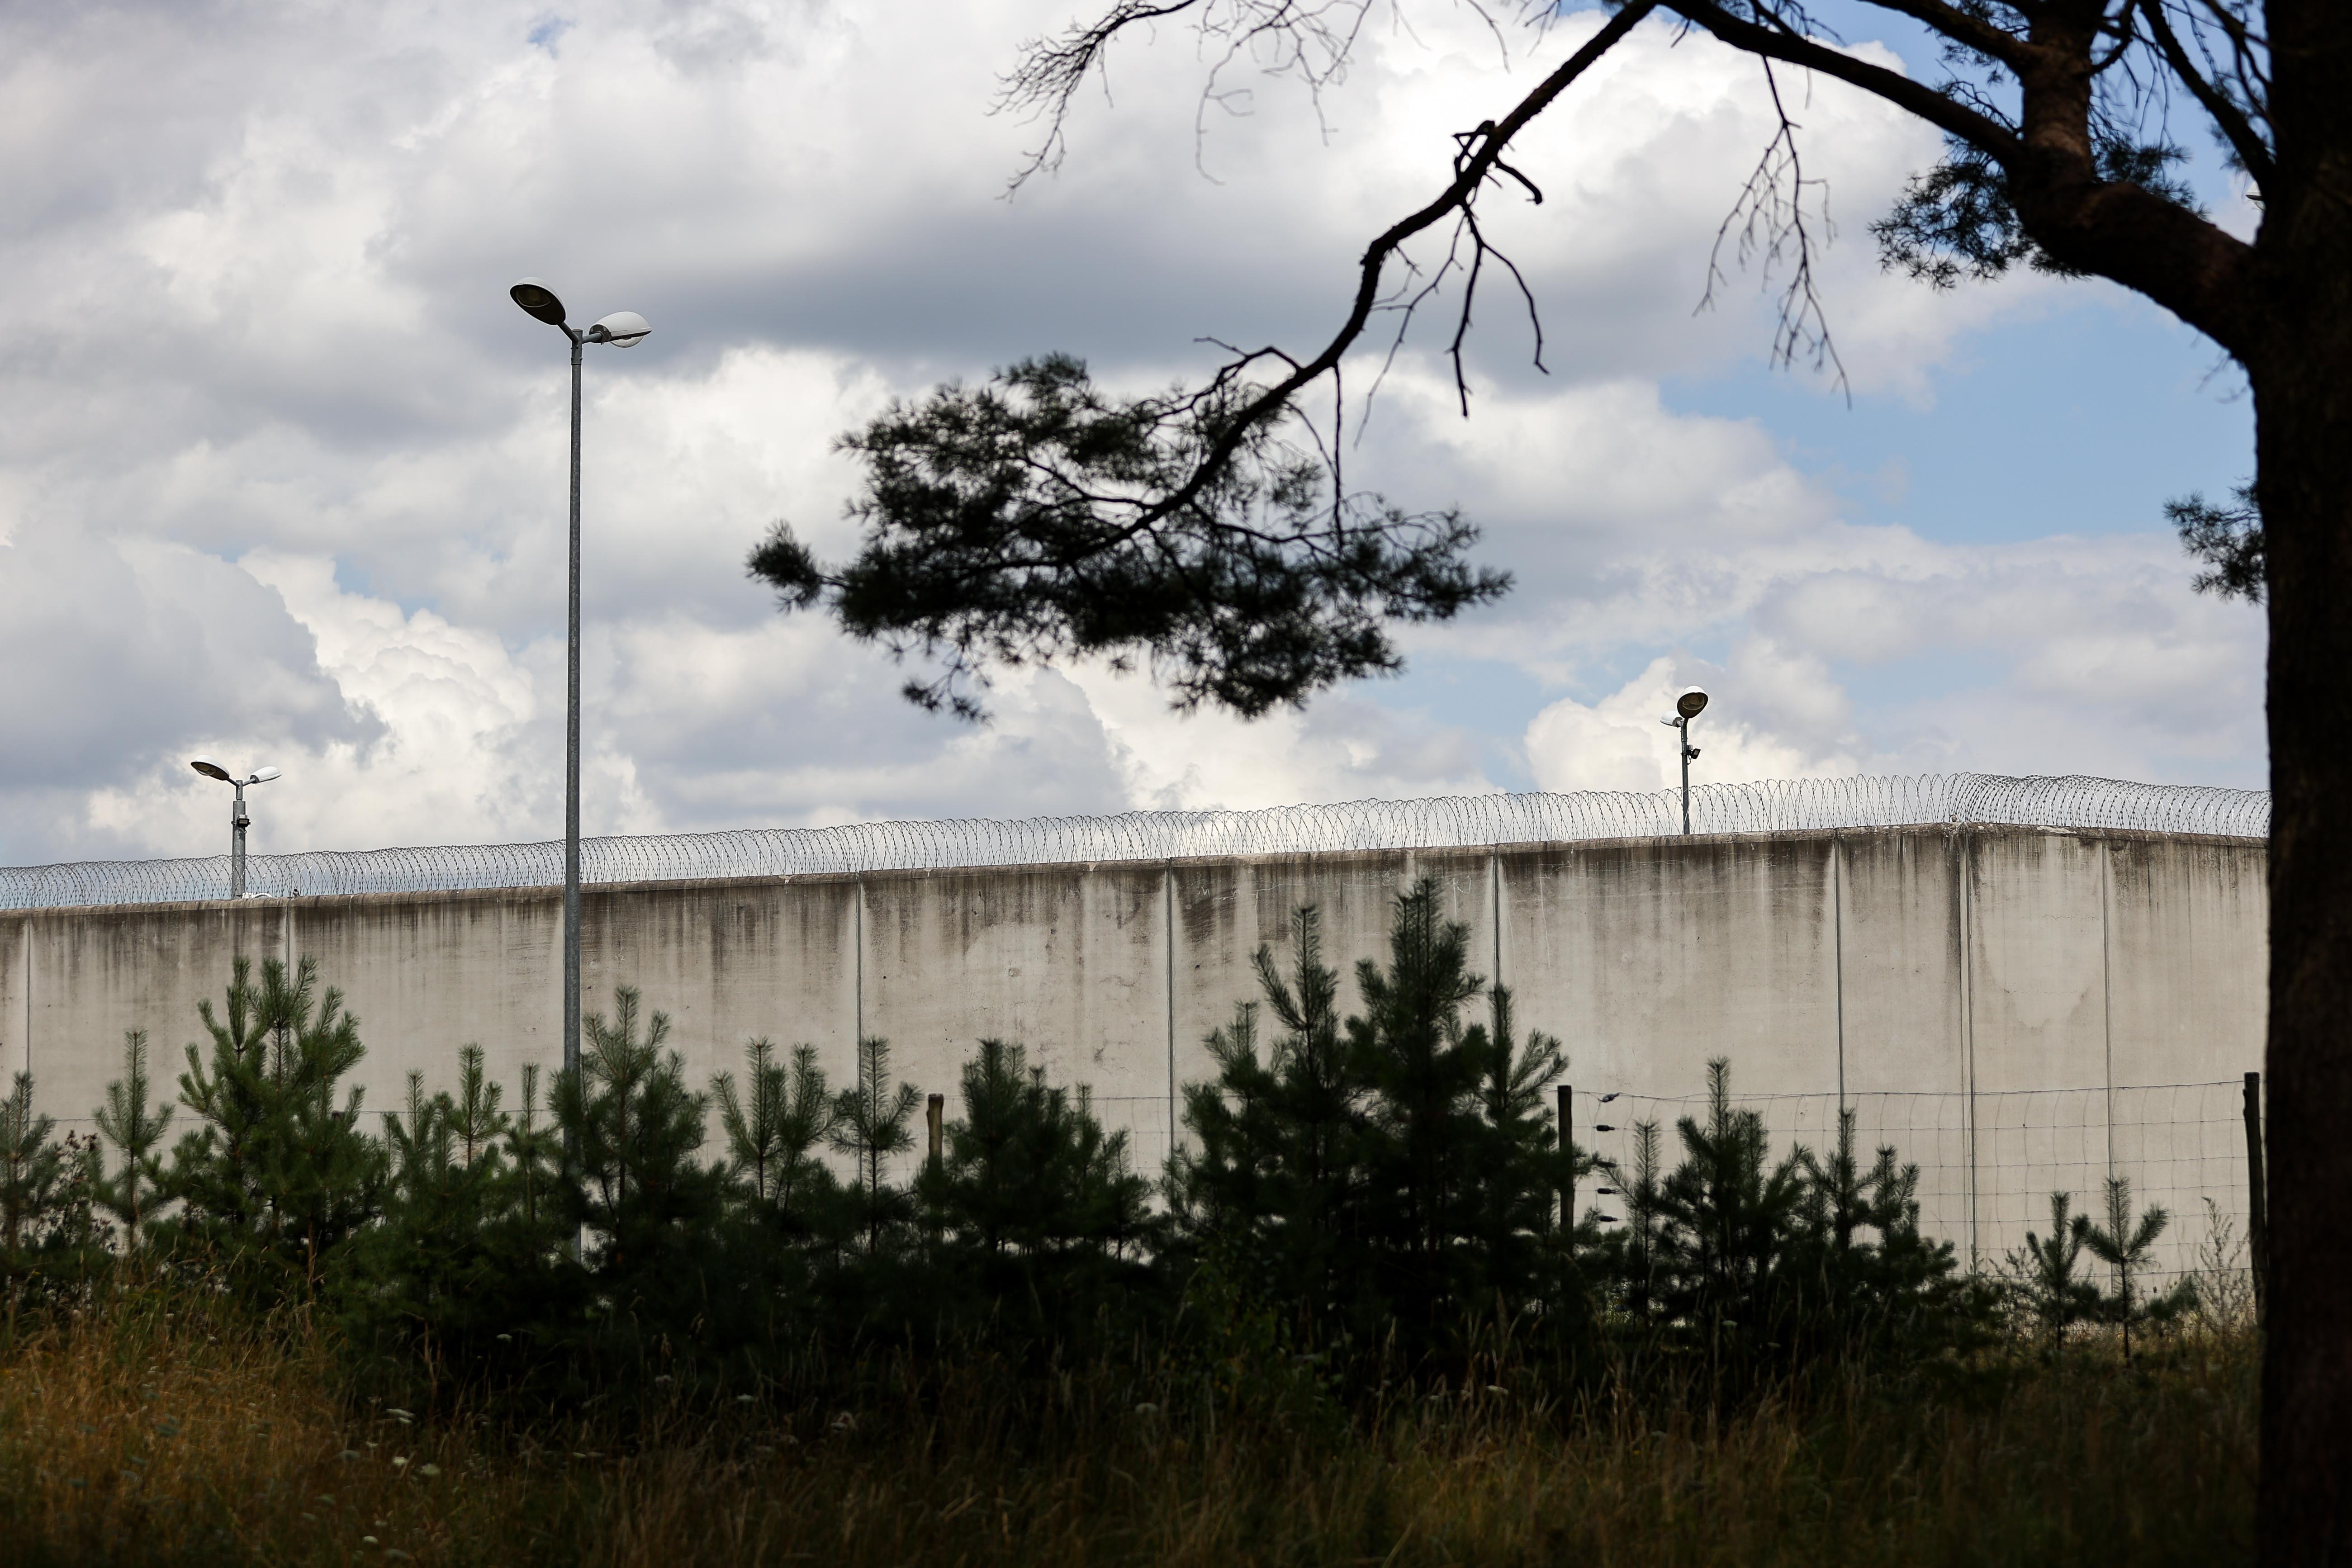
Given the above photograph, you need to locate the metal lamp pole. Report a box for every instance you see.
[1674,715,1695,833]
[564,325,583,1076]
[1660,687,1710,834]
[232,777,251,897]
[190,758,281,897]
[510,279,650,1081]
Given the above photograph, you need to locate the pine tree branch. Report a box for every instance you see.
[2136,0,2273,184]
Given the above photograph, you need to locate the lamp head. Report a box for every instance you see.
[586,310,650,346]
[249,767,282,785]
[190,757,233,782]
[1675,687,1710,720]
[509,277,568,327]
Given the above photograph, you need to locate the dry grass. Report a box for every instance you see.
[0,1298,2254,1568]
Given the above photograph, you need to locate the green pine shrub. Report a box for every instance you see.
[160,957,383,1295]
[1169,882,1586,1372]
[916,1038,1160,1350]
[0,1073,70,1273]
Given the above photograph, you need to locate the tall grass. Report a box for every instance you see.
[1,1294,2254,1568]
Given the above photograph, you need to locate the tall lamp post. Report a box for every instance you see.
[1659,687,1709,834]
[190,758,282,898]
[509,277,650,1085]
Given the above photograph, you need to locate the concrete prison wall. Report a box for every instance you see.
[0,822,2268,1274]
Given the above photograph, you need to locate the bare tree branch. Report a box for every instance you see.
[1118,0,1662,540]
[2137,0,2274,183]
[1669,0,2257,351]
[1702,57,1850,388]
[1857,0,2031,66]
[1000,0,1414,191]
[1669,1,2027,160]
[999,0,1212,188]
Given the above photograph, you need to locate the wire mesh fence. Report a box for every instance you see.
[1574,1078,2259,1289]
[892,1077,2259,1293]
[0,772,2270,910]
[1087,1095,1181,1180]
[856,1078,2258,1293]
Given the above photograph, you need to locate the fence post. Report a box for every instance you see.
[2243,1070,2267,1328]
[1558,1084,1574,1231]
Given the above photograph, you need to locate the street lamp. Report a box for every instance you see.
[510,277,650,1086]
[1659,687,1708,834]
[190,758,282,898]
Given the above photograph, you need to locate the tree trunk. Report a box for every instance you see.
[2257,404,2352,1556]
[2255,7,2352,1543]
[2257,373,2352,1560]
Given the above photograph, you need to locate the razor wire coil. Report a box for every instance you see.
[1,771,2268,910]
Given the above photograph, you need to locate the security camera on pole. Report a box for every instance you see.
[508,277,650,1087]
[189,758,282,898]
[1659,687,1709,834]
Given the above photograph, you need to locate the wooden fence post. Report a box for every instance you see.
[1558,1084,1574,1231]
[2243,1070,2267,1329]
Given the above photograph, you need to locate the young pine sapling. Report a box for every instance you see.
[0,1073,66,1262]
[714,1038,840,1220]
[2083,1175,2194,1360]
[94,1029,175,1251]
[830,1035,920,1255]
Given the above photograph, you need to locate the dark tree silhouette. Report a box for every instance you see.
[752,4,2341,1549]
[749,356,1508,719]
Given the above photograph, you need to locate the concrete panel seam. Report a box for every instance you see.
[1832,836,1846,1109]
[1164,864,1176,1146]
[2101,838,2115,1182]
[1960,831,1978,1270]
[1489,846,1503,997]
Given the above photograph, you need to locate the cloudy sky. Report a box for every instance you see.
[0,0,2263,869]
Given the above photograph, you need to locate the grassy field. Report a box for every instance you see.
[0,1297,2254,1568]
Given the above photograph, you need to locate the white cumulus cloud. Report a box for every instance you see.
[0,0,2261,867]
